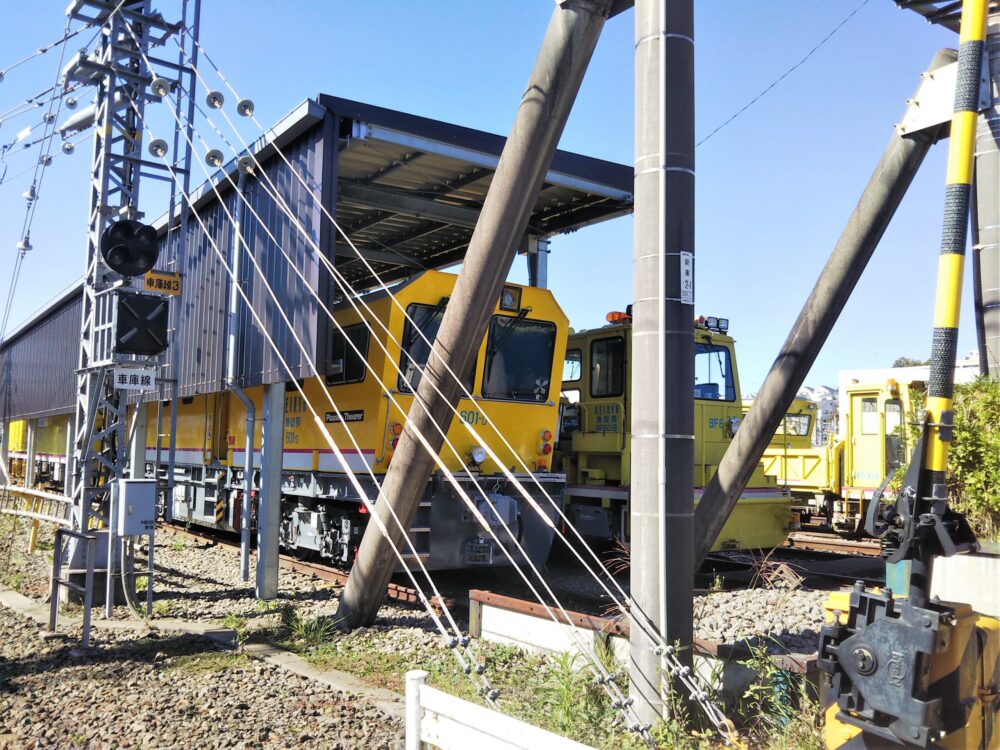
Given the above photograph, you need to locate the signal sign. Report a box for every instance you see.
[144,270,182,296]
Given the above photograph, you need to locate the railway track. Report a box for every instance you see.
[784,531,883,557]
[157,522,456,613]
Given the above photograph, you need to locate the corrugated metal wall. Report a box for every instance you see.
[158,122,326,397]
[1,122,327,418]
[0,294,81,421]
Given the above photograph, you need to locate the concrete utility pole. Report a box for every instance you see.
[692,50,956,566]
[337,0,614,629]
[629,0,695,724]
[975,11,999,377]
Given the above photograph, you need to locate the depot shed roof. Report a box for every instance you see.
[1,95,633,420]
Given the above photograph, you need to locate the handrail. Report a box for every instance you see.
[0,484,73,505]
[49,527,96,648]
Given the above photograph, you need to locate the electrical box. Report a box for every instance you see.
[117,479,157,536]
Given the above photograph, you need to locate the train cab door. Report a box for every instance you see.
[849,391,884,488]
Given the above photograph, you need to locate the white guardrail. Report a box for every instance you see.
[405,670,596,750]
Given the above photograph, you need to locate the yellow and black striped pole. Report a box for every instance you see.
[917,0,989,596]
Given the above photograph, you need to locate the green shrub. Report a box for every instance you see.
[949,377,1000,538]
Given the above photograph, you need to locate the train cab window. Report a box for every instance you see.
[326,324,369,386]
[694,343,735,401]
[778,414,812,436]
[563,349,582,382]
[590,337,624,398]
[398,303,474,393]
[861,397,879,434]
[482,316,557,402]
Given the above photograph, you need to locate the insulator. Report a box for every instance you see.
[205,149,224,168]
[475,664,486,675]
[148,138,168,158]
[236,98,254,117]
[0,70,5,83]
[22,184,36,201]
[150,77,171,98]
[64,96,78,110]
[43,112,56,124]
[486,689,499,701]
[61,141,75,155]
[205,90,224,109]
[16,236,32,252]
[236,155,255,175]
[38,154,52,166]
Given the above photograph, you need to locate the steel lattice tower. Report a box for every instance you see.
[64,0,199,595]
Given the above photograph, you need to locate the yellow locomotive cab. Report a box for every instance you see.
[556,313,793,552]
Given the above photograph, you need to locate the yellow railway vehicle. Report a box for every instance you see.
[752,379,922,532]
[4,415,71,487]
[146,270,569,571]
[750,397,843,513]
[556,312,793,551]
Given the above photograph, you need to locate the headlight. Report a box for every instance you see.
[471,446,488,464]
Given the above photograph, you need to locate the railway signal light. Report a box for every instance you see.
[100,219,158,277]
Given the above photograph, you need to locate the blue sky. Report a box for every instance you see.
[0,1,965,391]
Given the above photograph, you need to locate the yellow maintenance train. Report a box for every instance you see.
[754,378,924,532]
[555,310,794,551]
[154,270,568,571]
[6,270,569,572]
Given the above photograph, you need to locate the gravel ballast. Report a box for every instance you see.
[0,606,404,749]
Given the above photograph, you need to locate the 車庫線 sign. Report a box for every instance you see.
[143,270,182,296]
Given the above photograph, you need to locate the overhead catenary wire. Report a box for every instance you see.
[123,80,639,718]
[0,23,93,83]
[0,14,75,346]
[169,40,708,698]
[0,129,90,188]
[164,32,735,740]
[1,0,128,345]
[125,27,643,711]
[125,100,497,700]
[696,0,873,147]
[176,36,675,651]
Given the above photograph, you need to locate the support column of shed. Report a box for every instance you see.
[25,419,36,488]
[337,0,613,629]
[256,383,284,600]
[0,420,9,484]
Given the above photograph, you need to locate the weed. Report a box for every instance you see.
[170,541,186,552]
[221,612,249,644]
[737,642,823,749]
[170,649,253,673]
[152,600,175,618]
[274,603,337,648]
[257,598,281,614]
[2,571,24,590]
